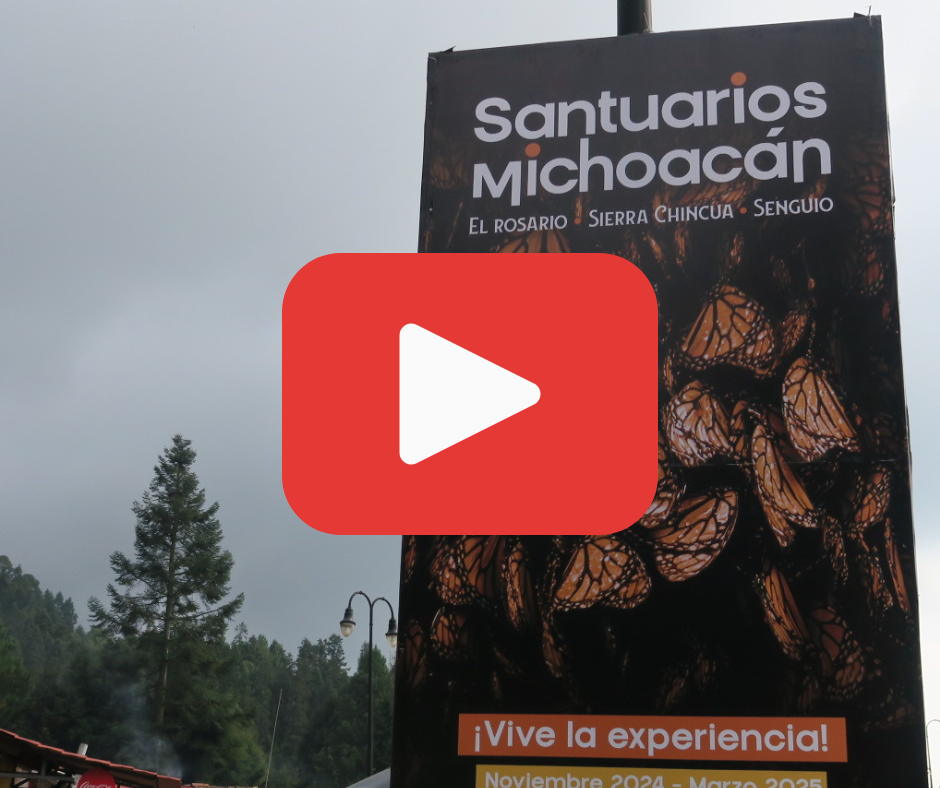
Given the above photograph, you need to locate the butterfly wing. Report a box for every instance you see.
[777,306,811,358]
[430,607,474,661]
[844,466,892,537]
[782,357,859,462]
[883,519,912,616]
[458,535,506,605]
[751,421,818,546]
[848,535,894,616]
[542,618,569,679]
[680,285,777,377]
[807,606,865,701]
[646,488,738,582]
[430,538,475,606]
[754,563,812,660]
[822,516,849,587]
[663,381,734,466]
[402,535,419,585]
[638,430,685,528]
[554,536,651,611]
[495,229,570,254]
[503,539,537,630]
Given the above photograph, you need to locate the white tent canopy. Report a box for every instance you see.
[343,769,390,788]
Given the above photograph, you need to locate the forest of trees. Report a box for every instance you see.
[0,437,394,787]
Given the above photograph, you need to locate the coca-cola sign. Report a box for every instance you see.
[77,769,117,788]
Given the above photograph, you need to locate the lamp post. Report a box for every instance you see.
[928,719,940,788]
[617,0,652,35]
[340,591,398,776]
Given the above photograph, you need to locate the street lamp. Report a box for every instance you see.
[927,719,940,788]
[339,591,398,775]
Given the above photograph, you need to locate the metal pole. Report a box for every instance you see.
[928,719,940,788]
[618,0,651,35]
[368,599,374,776]
[342,591,395,776]
[264,688,283,788]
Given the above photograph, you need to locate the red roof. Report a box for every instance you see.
[0,728,181,788]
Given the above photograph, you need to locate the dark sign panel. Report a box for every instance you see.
[394,17,925,788]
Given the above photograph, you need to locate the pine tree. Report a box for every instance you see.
[0,622,28,725]
[89,435,244,736]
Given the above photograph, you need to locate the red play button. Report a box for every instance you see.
[282,252,658,535]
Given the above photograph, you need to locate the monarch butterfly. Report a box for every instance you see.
[680,285,777,377]
[807,606,865,701]
[883,519,912,616]
[777,306,811,358]
[843,465,892,536]
[458,535,507,605]
[782,357,859,462]
[728,399,754,462]
[754,562,812,660]
[430,606,474,661]
[400,620,428,690]
[663,381,734,466]
[540,536,574,605]
[645,488,738,582]
[843,234,887,296]
[402,535,418,585]
[661,347,681,396]
[503,539,536,631]
[821,516,849,587]
[838,134,891,232]
[638,430,685,528]
[843,178,892,236]
[554,535,651,611]
[541,618,568,679]
[763,503,797,550]
[848,536,894,616]
[751,421,818,548]
[495,229,570,254]
[430,538,475,606]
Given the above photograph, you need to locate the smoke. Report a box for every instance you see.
[111,682,182,779]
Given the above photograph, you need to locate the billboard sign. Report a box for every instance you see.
[394,16,925,788]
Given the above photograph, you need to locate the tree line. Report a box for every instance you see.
[0,435,393,787]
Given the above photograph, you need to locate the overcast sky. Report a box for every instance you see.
[4,0,940,742]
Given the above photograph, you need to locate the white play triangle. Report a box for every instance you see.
[399,323,541,465]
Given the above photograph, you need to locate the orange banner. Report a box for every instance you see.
[458,714,847,763]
